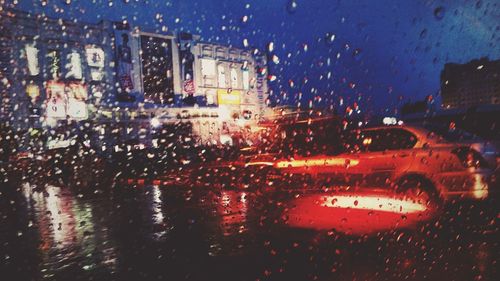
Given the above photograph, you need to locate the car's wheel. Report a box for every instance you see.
[395,175,440,206]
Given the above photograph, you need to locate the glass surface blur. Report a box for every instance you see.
[0,1,498,281]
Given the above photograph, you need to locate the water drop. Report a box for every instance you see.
[419,29,428,39]
[286,0,298,14]
[325,33,336,45]
[352,48,362,60]
[268,42,274,52]
[434,6,445,20]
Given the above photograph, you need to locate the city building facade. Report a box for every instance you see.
[0,9,116,130]
[0,9,270,146]
[441,57,500,109]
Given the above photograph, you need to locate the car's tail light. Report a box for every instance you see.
[452,147,489,169]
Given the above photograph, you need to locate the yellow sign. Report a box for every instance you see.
[217,89,241,105]
[26,84,40,101]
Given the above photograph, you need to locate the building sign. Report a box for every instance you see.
[85,46,105,68]
[26,84,40,102]
[46,50,61,80]
[218,89,240,105]
[45,81,66,118]
[183,79,195,95]
[66,51,83,80]
[25,44,40,76]
[140,35,174,104]
[86,46,105,81]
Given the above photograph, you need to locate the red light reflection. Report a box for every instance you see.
[284,191,436,235]
[217,191,249,236]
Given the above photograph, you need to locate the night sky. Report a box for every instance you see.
[8,0,500,115]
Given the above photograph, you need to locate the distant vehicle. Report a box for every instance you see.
[246,124,498,203]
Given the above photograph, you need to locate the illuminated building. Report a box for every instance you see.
[95,29,271,146]
[0,9,114,130]
[1,9,270,146]
[440,57,500,109]
[105,28,268,144]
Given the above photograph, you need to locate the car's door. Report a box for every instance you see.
[346,128,417,187]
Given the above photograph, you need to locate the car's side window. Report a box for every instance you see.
[365,130,388,152]
[391,129,418,150]
[362,128,417,152]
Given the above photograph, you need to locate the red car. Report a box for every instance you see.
[245,124,498,203]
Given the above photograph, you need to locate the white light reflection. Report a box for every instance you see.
[22,183,118,273]
[472,174,488,199]
[30,185,77,249]
[219,191,248,236]
[151,185,164,225]
[46,186,74,247]
[21,182,33,208]
[320,194,427,214]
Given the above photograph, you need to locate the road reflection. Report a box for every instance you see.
[20,183,118,279]
[284,192,435,235]
[0,181,495,281]
[217,190,249,236]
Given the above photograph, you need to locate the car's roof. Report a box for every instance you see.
[361,124,429,135]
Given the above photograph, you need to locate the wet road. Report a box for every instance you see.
[0,180,498,281]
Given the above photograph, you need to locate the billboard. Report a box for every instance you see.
[218,89,241,105]
[45,82,88,119]
[116,31,134,92]
[113,22,140,102]
[67,83,88,118]
[179,32,196,104]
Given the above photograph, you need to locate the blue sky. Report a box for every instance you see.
[9,0,500,115]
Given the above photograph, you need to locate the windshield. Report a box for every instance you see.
[1,2,498,281]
